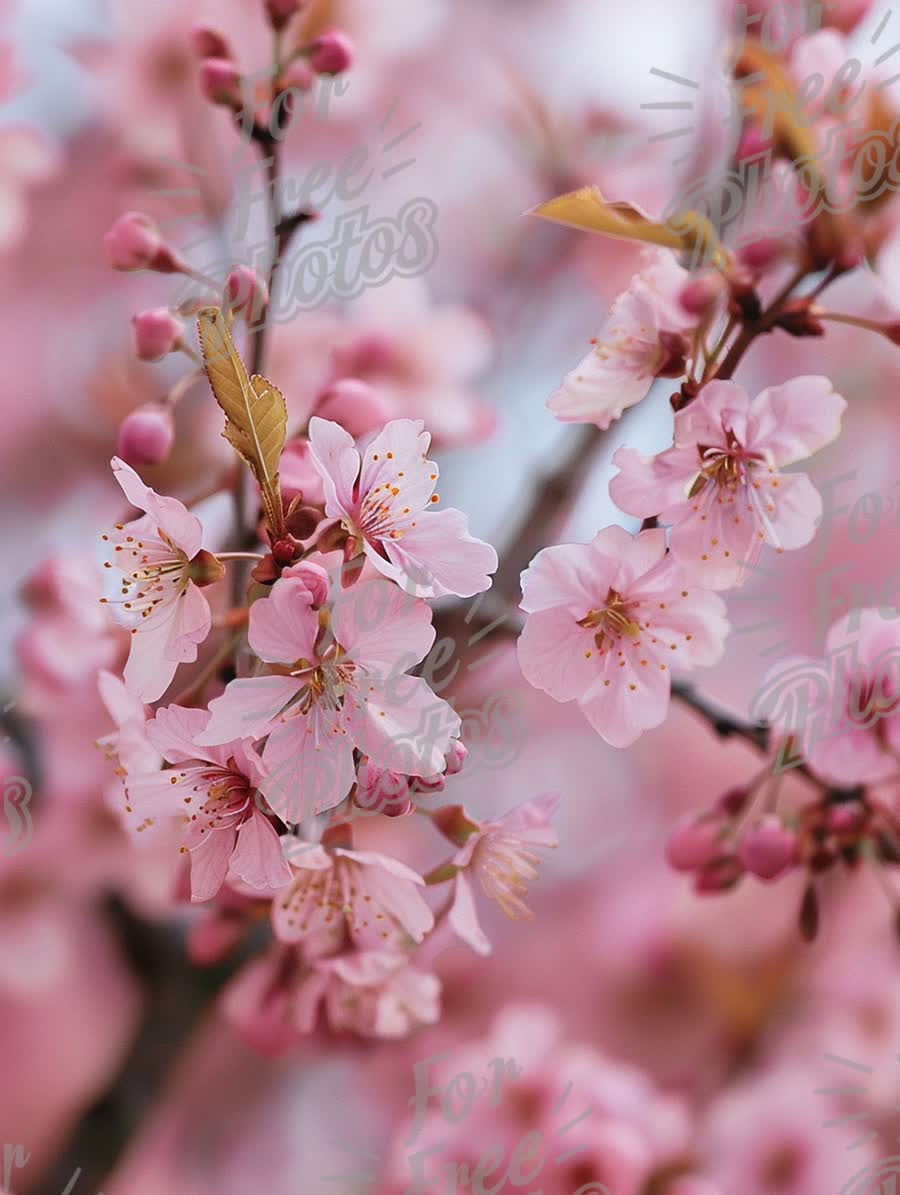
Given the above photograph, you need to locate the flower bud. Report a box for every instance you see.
[190,25,232,59]
[737,816,798,880]
[315,378,392,438]
[284,502,322,541]
[280,439,325,507]
[715,786,750,816]
[308,29,354,76]
[265,0,303,31]
[443,740,468,776]
[131,307,184,361]
[665,815,723,871]
[355,760,412,816]
[281,560,329,607]
[199,57,243,108]
[104,211,163,271]
[225,265,269,322]
[410,773,445,796]
[694,855,743,893]
[117,403,175,467]
[678,272,725,318]
[825,803,866,834]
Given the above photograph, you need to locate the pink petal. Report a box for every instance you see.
[673,380,749,448]
[628,561,730,668]
[667,486,761,590]
[350,675,460,776]
[331,579,435,672]
[517,607,598,702]
[97,669,147,729]
[750,375,846,465]
[229,810,292,893]
[111,455,153,514]
[358,418,431,498]
[110,456,202,557]
[146,704,223,765]
[248,576,320,664]
[492,792,560,845]
[197,675,302,745]
[261,709,356,821]
[519,539,618,616]
[378,507,497,598]
[189,828,238,901]
[763,471,822,550]
[449,871,491,956]
[307,416,359,516]
[579,649,672,747]
[609,443,698,518]
[548,340,654,427]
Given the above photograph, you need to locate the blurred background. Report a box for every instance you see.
[3,0,900,1192]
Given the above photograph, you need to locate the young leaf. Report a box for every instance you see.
[528,185,725,267]
[197,306,287,538]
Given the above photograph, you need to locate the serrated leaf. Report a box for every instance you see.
[529,185,725,267]
[198,307,287,537]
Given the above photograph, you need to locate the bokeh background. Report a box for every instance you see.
[3,0,900,1191]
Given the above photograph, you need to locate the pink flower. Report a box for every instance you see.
[447,794,559,956]
[300,951,441,1039]
[272,842,433,957]
[121,704,291,902]
[196,574,460,820]
[517,527,729,747]
[101,458,220,702]
[307,416,497,598]
[548,250,695,429]
[610,377,847,590]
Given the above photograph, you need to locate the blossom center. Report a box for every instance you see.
[578,589,641,652]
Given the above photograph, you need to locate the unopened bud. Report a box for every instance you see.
[104,211,162,271]
[308,29,354,76]
[665,815,723,872]
[225,265,268,322]
[190,25,232,59]
[678,272,725,318]
[117,403,175,467]
[315,378,392,438]
[355,760,412,816]
[694,855,743,893]
[284,500,322,541]
[281,560,329,607]
[271,537,299,565]
[737,816,798,880]
[199,57,243,108]
[265,0,303,31]
[131,307,184,361]
[443,740,468,776]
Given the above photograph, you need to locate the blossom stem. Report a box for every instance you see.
[217,552,265,562]
[811,310,889,335]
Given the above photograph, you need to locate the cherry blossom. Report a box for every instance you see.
[609,377,847,590]
[517,527,729,746]
[120,704,291,902]
[100,458,220,702]
[196,573,461,820]
[295,950,441,1039]
[307,416,498,598]
[446,794,560,956]
[272,842,433,957]
[547,249,696,429]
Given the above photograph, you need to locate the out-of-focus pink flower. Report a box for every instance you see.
[314,378,393,439]
[447,793,559,955]
[101,458,218,702]
[279,439,326,507]
[518,527,729,747]
[197,574,460,820]
[120,704,291,902]
[272,842,433,956]
[0,128,58,253]
[737,815,798,880]
[610,377,847,590]
[548,249,695,428]
[117,403,176,467]
[300,950,440,1038]
[198,56,243,107]
[190,24,232,59]
[308,416,497,597]
[104,211,166,272]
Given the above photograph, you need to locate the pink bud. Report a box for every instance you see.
[410,773,445,796]
[281,560,329,607]
[190,24,232,59]
[715,786,750,817]
[826,803,866,834]
[225,265,269,321]
[265,0,303,30]
[280,58,314,93]
[665,816,723,872]
[104,211,162,271]
[737,815,798,881]
[737,237,783,274]
[308,29,354,76]
[199,57,243,107]
[443,740,468,776]
[679,272,725,317]
[355,760,413,816]
[131,308,184,361]
[117,403,175,467]
[315,379,392,438]
[694,855,743,893]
